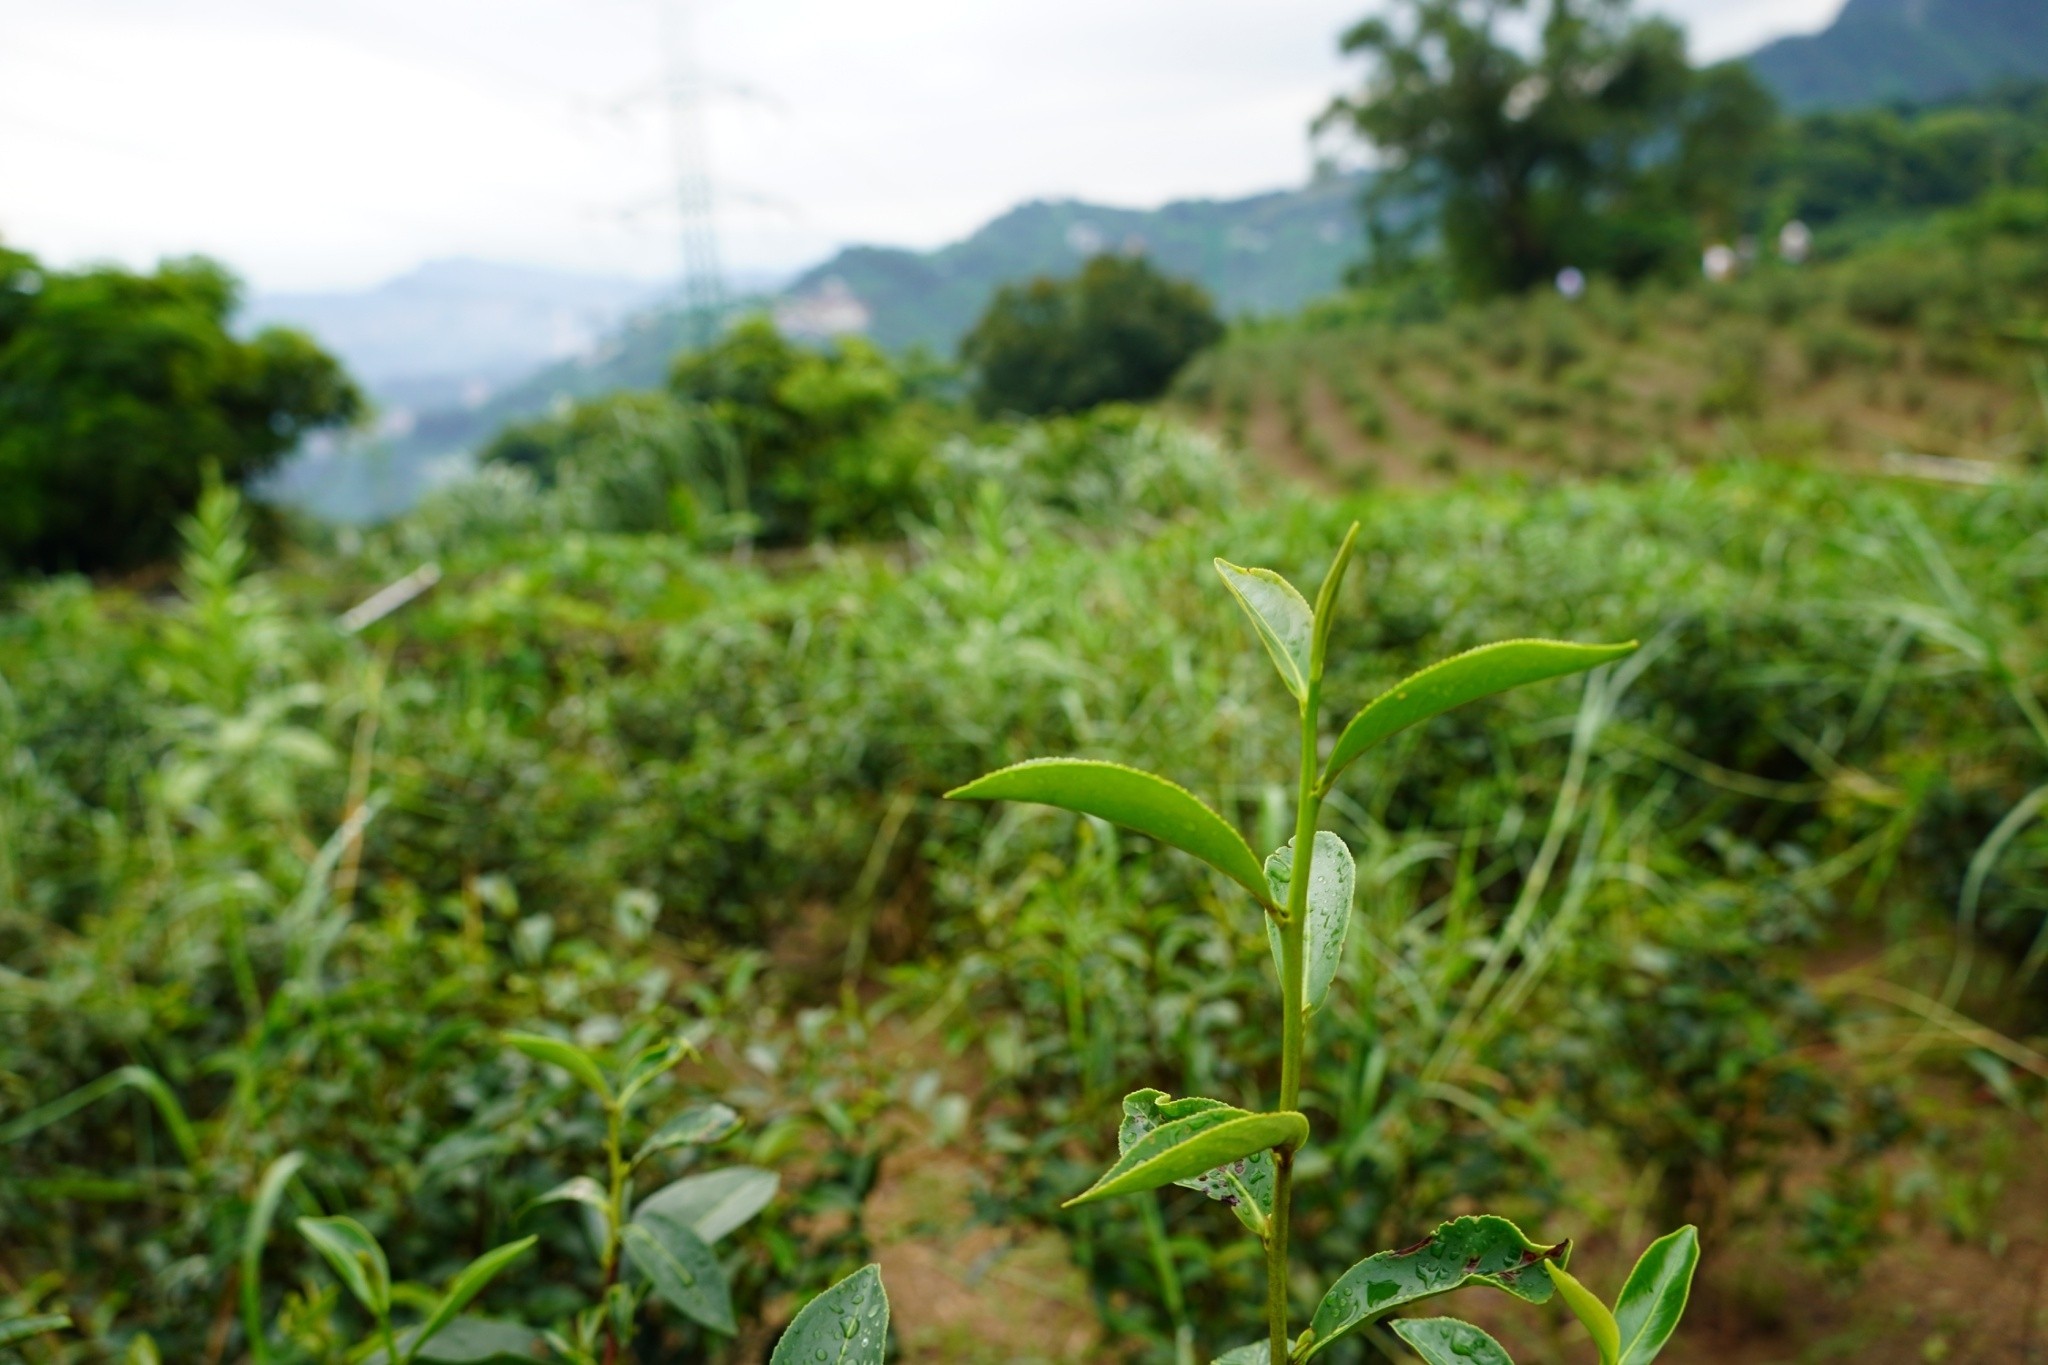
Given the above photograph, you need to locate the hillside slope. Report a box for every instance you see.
[1749,0,2048,111]
[1178,222,2048,488]
[776,174,1367,353]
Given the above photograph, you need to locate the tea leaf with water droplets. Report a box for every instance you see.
[1301,1215,1567,1360]
[1119,1090,1273,1236]
[1066,1104,1306,1208]
[1264,831,1354,1013]
[622,1208,734,1334]
[1214,559,1314,701]
[769,1263,890,1365]
[947,759,1269,903]
[1391,1318,1516,1365]
[1614,1226,1699,1365]
[1322,640,1637,788]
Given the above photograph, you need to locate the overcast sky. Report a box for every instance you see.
[0,0,1844,293]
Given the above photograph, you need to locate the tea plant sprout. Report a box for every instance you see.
[295,1216,535,1364]
[500,1030,779,1362]
[943,525,1700,1363]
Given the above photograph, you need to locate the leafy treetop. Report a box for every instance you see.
[1321,0,1776,295]
[961,253,1224,418]
[0,247,361,574]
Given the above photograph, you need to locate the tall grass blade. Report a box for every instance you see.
[241,1151,306,1364]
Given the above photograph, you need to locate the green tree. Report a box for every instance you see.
[0,248,361,574]
[668,317,932,544]
[1322,0,1777,296]
[1756,84,2048,230]
[960,254,1224,417]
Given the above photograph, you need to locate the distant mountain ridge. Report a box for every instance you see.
[1748,0,2048,111]
[776,174,1368,354]
[261,178,1368,522]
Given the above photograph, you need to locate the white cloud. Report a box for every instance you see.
[0,0,1844,291]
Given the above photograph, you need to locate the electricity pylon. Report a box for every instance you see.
[659,0,724,346]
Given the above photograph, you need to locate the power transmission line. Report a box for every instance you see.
[658,0,724,345]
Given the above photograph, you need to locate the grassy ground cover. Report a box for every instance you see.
[4,420,2047,1359]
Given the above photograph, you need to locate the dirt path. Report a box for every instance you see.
[869,1153,1102,1363]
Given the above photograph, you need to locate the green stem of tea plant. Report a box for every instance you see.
[600,1098,628,1364]
[1268,671,1322,1365]
[1265,525,1357,1365]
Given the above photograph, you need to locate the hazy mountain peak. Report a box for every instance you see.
[1748,0,2048,111]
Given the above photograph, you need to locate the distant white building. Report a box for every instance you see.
[774,277,872,339]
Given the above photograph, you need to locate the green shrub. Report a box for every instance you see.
[932,405,1235,528]
[961,254,1224,417]
[1699,326,1769,417]
[479,391,738,538]
[1538,313,1588,380]
[1841,256,1944,328]
[1798,322,1885,381]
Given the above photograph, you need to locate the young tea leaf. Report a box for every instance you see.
[409,1236,536,1362]
[1308,521,1362,675]
[622,1209,735,1334]
[1065,1105,1306,1208]
[297,1216,392,1319]
[1322,640,1638,789]
[1263,831,1354,1013]
[1210,1345,1266,1365]
[769,1263,890,1365]
[1613,1226,1699,1365]
[1214,559,1314,700]
[633,1102,741,1167]
[947,758,1269,904]
[1391,1318,1516,1365]
[1302,1215,1567,1360]
[502,1032,613,1103]
[615,1035,693,1112]
[1550,1264,1621,1365]
[633,1166,779,1244]
[1119,1090,1273,1236]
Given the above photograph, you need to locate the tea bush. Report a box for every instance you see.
[4,443,2046,1360]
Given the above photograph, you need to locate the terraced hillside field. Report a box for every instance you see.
[1176,228,2048,489]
